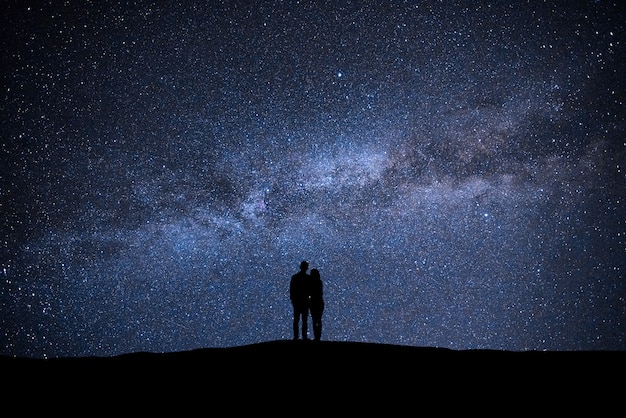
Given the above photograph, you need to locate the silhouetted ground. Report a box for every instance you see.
[2,340,621,412]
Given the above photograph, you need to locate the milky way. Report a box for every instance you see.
[2,1,625,357]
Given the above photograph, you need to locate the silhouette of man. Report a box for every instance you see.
[290,260,310,340]
[309,268,324,342]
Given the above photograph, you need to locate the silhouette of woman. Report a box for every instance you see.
[309,268,324,341]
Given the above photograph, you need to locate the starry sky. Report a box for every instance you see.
[2,0,625,358]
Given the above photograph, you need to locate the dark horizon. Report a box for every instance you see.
[4,338,623,363]
[4,338,622,414]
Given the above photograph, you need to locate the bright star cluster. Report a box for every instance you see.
[2,1,625,357]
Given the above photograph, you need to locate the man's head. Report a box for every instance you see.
[300,260,309,271]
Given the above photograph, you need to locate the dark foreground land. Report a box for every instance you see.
[2,340,622,411]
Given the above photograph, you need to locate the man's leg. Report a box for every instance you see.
[302,311,309,340]
[293,309,299,340]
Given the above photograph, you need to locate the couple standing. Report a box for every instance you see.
[290,260,324,341]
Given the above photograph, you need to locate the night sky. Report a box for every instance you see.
[2,1,625,358]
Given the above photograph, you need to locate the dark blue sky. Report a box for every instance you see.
[2,0,625,357]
